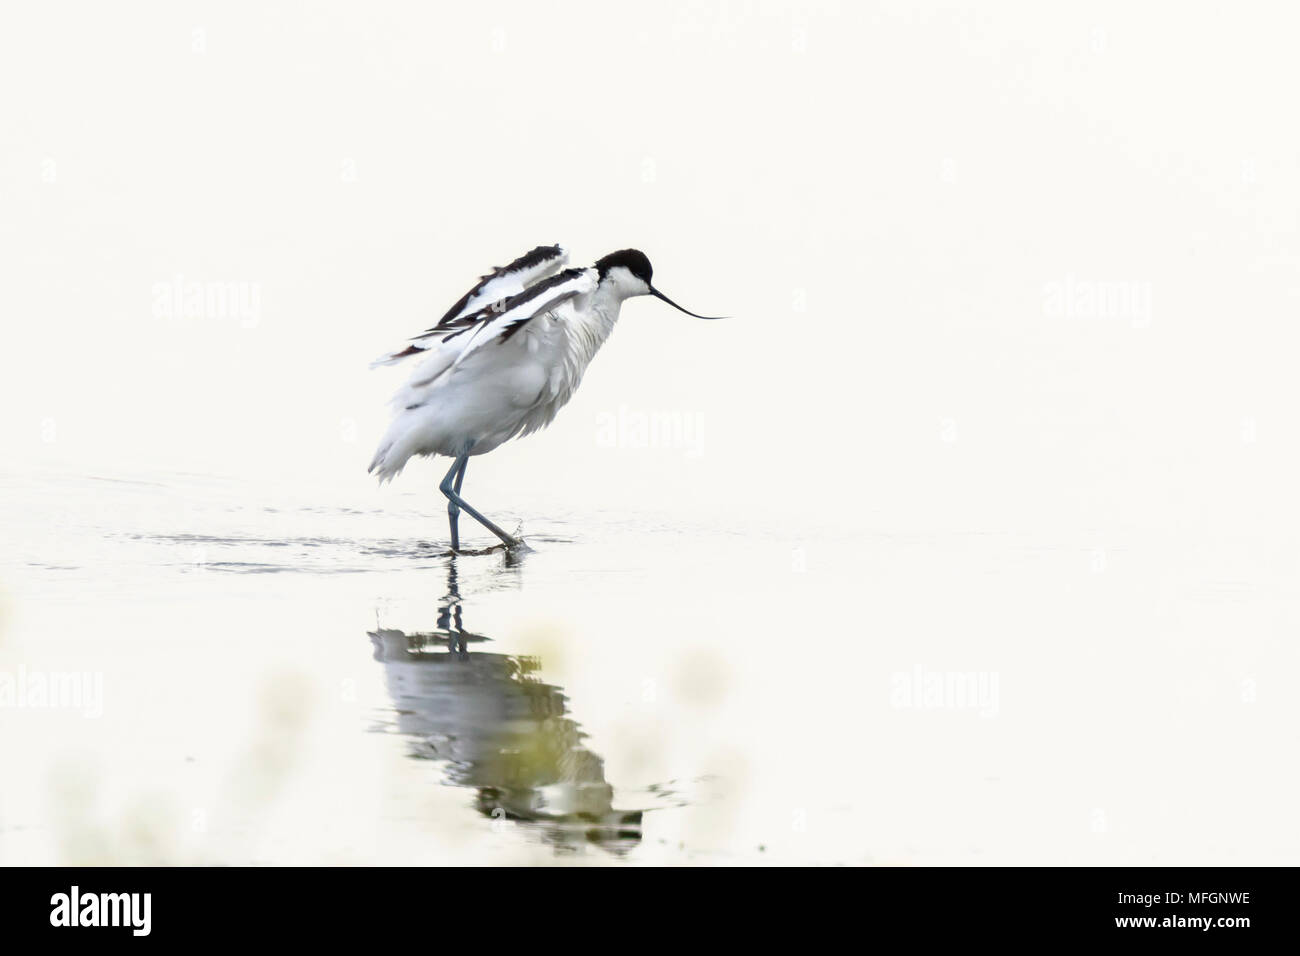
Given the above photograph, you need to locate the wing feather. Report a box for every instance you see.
[370,243,568,368]
[450,268,596,369]
[383,266,595,401]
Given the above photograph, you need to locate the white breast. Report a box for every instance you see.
[511,298,622,439]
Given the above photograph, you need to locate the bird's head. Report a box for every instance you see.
[594,249,723,318]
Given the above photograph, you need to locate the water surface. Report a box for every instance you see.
[1,465,1293,865]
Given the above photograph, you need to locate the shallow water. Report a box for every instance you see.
[1,465,1296,865]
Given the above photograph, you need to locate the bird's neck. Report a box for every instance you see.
[567,281,627,364]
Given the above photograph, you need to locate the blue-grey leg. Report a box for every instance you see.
[443,456,469,551]
[438,447,520,550]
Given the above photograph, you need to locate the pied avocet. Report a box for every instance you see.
[369,245,721,551]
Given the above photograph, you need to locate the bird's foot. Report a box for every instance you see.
[439,524,527,556]
[446,543,512,557]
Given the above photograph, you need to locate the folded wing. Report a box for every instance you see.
[371,243,569,368]
[384,266,596,401]
[449,268,597,369]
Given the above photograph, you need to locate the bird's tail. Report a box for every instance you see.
[367,442,396,483]
[368,423,421,484]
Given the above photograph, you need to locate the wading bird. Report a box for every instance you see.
[368,245,721,551]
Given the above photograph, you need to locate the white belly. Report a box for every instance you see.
[369,303,617,481]
[422,355,551,456]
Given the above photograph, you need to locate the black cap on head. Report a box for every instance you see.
[595,249,653,283]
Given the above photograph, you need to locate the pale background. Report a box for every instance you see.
[1,1,1297,864]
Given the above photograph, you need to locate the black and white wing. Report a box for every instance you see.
[371,243,569,368]
[389,266,597,392]
[447,267,597,369]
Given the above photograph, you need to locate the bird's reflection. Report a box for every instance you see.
[369,556,643,853]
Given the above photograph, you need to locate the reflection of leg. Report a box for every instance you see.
[439,556,460,639]
[438,446,520,549]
